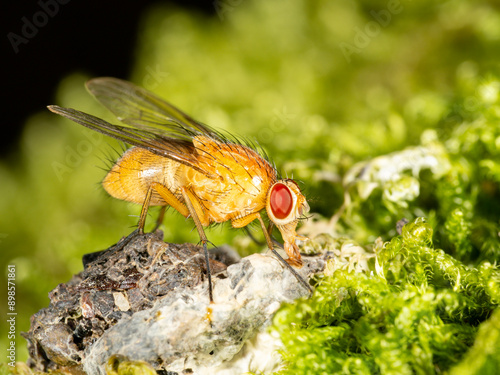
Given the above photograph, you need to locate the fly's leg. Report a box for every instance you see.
[232,213,266,246]
[234,215,284,251]
[233,214,304,268]
[231,212,260,228]
[149,183,214,303]
[130,184,181,243]
[265,222,285,249]
[120,184,155,244]
[179,187,214,303]
[150,182,189,217]
[253,213,276,252]
[254,213,313,294]
[137,185,155,233]
[83,186,156,267]
[266,221,274,237]
[233,212,312,293]
[243,227,264,246]
[153,206,166,232]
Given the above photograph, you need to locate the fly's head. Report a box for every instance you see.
[266,179,309,267]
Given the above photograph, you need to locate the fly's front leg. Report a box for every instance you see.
[266,221,274,238]
[179,187,214,303]
[255,213,312,294]
[233,214,282,249]
[234,212,288,256]
[232,213,265,246]
[254,213,276,251]
[265,221,285,249]
[236,212,304,269]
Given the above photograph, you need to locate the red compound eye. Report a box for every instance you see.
[270,183,293,220]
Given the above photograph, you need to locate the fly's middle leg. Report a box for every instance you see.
[179,187,214,304]
[148,183,215,304]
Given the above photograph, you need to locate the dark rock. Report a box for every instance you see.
[23,230,332,374]
[23,231,226,372]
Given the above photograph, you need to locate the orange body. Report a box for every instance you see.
[104,136,277,226]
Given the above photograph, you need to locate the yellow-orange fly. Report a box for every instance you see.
[48,78,310,301]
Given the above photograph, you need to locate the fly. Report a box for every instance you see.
[48,77,311,302]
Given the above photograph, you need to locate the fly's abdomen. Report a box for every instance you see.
[103,147,182,205]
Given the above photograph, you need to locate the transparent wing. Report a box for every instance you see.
[47,105,209,175]
[85,77,221,141]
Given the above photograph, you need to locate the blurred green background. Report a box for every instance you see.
[1,0,500,368]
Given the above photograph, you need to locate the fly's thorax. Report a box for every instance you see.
[190,135,278,223]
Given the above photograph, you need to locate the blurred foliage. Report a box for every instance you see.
[1,0,499,372]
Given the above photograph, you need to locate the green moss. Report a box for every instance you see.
[273,219,498,374]
[450,308,500,375]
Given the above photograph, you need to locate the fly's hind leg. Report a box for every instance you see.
[83,186,156,266]
[137,184,155,233]
[113,184,156,250]
[153,206,167,232]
